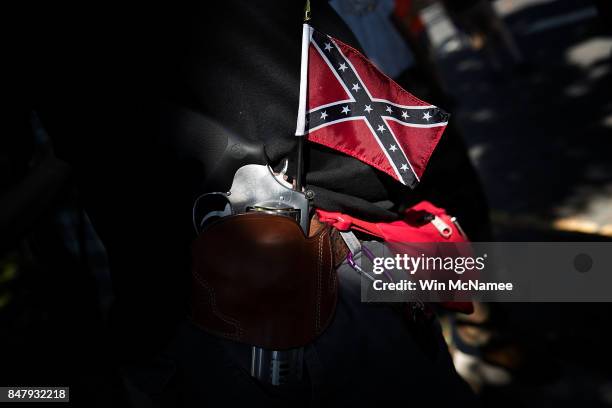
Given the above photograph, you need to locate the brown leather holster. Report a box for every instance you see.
[191,213,338,350]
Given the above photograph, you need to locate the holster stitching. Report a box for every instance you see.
[192,269,243,340]
[316,229,327,332]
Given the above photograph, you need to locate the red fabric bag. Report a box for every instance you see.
[316,201,468,242]
[316,201,474,313]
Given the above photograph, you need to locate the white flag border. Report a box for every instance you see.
[295,24,314,136]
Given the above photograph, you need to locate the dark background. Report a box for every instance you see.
[2,0,612,406]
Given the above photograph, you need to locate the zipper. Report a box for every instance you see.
[420,211,452,238]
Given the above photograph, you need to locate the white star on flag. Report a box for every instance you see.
[400,164,409,171]
[320,111,328,120]
[385,106,393,114]
[364,105,373,113]
[341,106,351,115]
[338,63,348,72]
[402,111,409,119]
[389,145,398,152]
[352,83,361,92]
[423,111,432,121]
[324,42,333,52]
[377,125,386,133]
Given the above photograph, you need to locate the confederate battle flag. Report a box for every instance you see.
[295,24,449,188]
